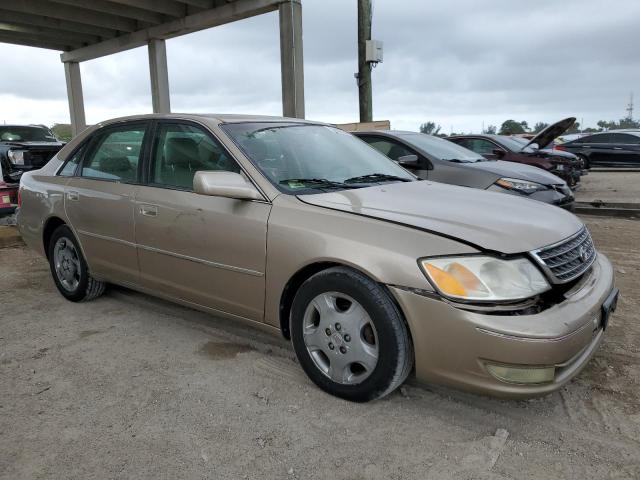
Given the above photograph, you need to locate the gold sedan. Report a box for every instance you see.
[17,114,618,401]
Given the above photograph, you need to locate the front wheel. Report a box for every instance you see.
[290,267,413,402]
[48,225,106,302]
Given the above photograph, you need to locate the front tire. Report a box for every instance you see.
[48,225,105,302]
[290,267,413,402]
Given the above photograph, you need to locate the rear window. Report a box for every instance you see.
[0,126,57,142]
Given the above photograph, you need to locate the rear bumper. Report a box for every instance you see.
[390,253,616,398]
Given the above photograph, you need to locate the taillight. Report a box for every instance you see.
[554,144,567,151]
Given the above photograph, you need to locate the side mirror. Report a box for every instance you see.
[193,171,262,200]
[396,154,420,168]
[529,142,540,151]
[492,149,506,158]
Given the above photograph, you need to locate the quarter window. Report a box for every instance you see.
[151,123,239,190]
[82,126,146,182]
[58,145,85,176]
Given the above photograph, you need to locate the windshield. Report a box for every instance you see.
[0,126,57,142]
[221,123,415,193]
[399,133,485,162]
[494,136,536,153]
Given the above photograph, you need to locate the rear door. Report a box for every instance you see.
[64,121,149,285]
[133,120,271,322]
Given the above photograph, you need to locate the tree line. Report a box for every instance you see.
[420,116,640,137]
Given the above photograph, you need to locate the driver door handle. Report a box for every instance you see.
[139,204,158,217]
[67,191,79,201]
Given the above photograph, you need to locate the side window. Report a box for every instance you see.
[58,145,85,176]
[612,133,640,145]
[465,139,499,155]
[151,123,239,190]
[82,126,146,182]
[585,134,611,144]
[362,137,413,160]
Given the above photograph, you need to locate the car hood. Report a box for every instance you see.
[466,160,565,186]
[299,181,582,254]
[524,117,575,150]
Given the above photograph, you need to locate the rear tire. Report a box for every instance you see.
[48,225,106,302]
[578,154,590,170]
[290,267,413,402]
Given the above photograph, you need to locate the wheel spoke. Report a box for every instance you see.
[303,326,326,352]
[312,293,337,321]
[328,354,350,383]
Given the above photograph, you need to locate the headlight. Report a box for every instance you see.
[495,177,547,195]
[420,256,550,302]
[7,150,25,165]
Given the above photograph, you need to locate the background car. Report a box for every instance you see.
[354,130,574,210]
[0,124,65,184]
[448,118,582,187]
[555,130,640,168]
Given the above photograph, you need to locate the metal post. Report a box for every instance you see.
[357,0,372,122]
[279,0,305,118]
[63,61,86,137]
[148,38,171,113]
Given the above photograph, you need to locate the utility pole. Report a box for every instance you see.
[357,0,372,122]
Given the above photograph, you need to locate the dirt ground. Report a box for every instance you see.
[0,215,638,480]
[575,172,640,205]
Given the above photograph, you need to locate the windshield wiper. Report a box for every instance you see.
[446,158,473,163]
[279,178,362,190]
[344,173,413,184]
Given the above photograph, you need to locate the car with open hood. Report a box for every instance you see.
[449,118,582,187]
[353,130,574,210]
[17,114,618,401]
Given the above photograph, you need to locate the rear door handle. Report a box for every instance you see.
[613,147,623,150]
[67,191,79,201]
[139,204,158,217]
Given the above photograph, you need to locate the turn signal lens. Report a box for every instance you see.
[486,364,555,384]
[420,256,550,301]
[424,264,467,297]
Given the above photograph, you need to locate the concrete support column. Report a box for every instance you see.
[279,0,304,118]
[148,38,171,113]
[63,61,86,137]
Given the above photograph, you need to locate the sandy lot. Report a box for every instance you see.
[0,216,638,479]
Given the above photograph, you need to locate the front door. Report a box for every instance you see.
[134,121,270,322]
[64,122,149,285]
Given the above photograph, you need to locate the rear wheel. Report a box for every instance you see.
[48,225,105,302]
[290,267,413,402]
[578,154,590,170]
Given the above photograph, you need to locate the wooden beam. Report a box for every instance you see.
[0,22,102,46]
[61,0,282,63]
[0,32,73,51]
[106,0,187,18]
[0,9,119,39]
[51,0,167,25]
[4,0,138,32]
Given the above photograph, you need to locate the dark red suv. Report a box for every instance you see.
[448,118,582,187]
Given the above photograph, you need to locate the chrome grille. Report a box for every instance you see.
[531,228,596,283]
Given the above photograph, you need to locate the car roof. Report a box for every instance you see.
[95,113,320,127]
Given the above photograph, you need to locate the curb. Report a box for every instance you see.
[0,226,24,248]
[574,203,640,219]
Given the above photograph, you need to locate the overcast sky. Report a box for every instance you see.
[0,0,637,133]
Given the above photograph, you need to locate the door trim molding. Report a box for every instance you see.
[77,229,264,277]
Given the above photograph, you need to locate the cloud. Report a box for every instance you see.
[0,0,638,132]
